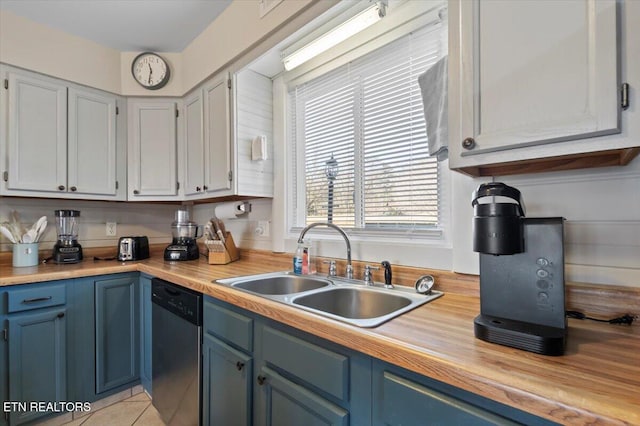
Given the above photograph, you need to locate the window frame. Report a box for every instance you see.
[283,3,450,246]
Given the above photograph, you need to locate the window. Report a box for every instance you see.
[288,19,447,236]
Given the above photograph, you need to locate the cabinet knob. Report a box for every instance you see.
[257,375,267,385]
[57,312,65,318]
[203,185,208,191]
[133,190,140,195]
[196,186,201,192]
[462,137,476,150]
[236,361,244,371]
[58,185,66,191]
[70,186,77,192]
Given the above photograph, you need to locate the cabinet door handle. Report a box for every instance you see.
[203,185,208,191]
[22,296,52,304]
[462,137,476,150]
[236,361,244,371]
[257,375,266,385]
[133,190,140,195]
[196,186,201,192]
[57,312,65,319]
[70,186,77,192]
[58,185,66,191]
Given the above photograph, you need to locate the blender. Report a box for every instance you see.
[164,209,203,261]
[52,210,83,263]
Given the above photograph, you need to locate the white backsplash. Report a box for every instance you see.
[0,198,177,252]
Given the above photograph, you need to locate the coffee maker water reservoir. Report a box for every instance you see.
[472,183,567,356]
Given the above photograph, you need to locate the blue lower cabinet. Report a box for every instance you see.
[202,334,252,426]
[372,361,557,426]
[257,366,348,426]
[203,297,371,426]
[139,274,152,395]
[95,275,140,394]
[7,307,67,425]
[0,317,7,426]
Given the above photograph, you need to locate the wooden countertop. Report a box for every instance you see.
[1,249,638,425]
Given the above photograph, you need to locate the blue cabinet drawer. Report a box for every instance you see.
[262,325,349,401]
[378,371,519,426]
[7,283,66,313]
[204,298,253,352]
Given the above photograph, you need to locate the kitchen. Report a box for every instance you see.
[0,0,639,425]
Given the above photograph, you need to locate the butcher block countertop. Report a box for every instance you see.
[1,248,638,426]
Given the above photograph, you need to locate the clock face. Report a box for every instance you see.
[132,52,170,90]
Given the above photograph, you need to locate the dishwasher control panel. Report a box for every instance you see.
[151,278,202,326]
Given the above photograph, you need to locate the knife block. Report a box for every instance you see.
[207,232,240,265]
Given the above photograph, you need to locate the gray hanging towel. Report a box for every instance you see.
[418,55,448,161]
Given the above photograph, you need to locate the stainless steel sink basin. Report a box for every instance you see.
[231,274,331,295]
[216,271,443,328]
[293,288,411,319]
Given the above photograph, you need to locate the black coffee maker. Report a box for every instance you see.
[472,182,566,356]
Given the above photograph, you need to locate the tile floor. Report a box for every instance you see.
[60,392,164,426]
[28,390,165,426]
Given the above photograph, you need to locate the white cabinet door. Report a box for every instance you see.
[203,75,232,195]
[183,91,205,197]
[128,101,178,198]
[68,88,117,196]
[449,0,622,173]
[6,71,67,192]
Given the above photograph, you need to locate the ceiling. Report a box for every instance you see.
[0,0,232,52]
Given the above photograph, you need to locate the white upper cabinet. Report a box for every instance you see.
[183,72,232,200]
[68,88,117,196]
[5,71,67,193]
[183,90,205,197]
[448,0,637,176]
[0,66,124,199]
[182,69,273,201]
[203,74,232,196]
[127,100,179,199]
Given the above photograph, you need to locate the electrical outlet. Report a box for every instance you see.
[106,222,117,236]
[257,220,270,237]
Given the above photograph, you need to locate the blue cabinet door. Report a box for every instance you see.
[139,274,152,395]
[257,367,348,426]
[8,308,67,425]
[202,334,252,426]
[95,275,140,394]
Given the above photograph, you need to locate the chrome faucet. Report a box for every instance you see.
[298,222,353,279]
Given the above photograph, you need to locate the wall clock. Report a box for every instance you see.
[131,52,171,90]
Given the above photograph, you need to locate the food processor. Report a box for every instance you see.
[164,209,202,261]
[52,210,83,263]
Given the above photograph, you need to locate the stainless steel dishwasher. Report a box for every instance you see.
[151,278,202,426]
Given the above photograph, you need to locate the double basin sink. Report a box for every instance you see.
[216,272,443,327]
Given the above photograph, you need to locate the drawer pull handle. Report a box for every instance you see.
[257,375,266,386]
[236,361,244,371]
[22,296,53,304]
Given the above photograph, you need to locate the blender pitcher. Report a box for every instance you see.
[52,210,83,263]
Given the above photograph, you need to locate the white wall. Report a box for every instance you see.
[192,199,273,252]
[0,9,121,93]
[0,1,334,97]
[0,198,177,252]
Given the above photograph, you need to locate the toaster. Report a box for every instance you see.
[118,236,150,261]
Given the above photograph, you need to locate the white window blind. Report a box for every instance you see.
[289,21,447,232]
